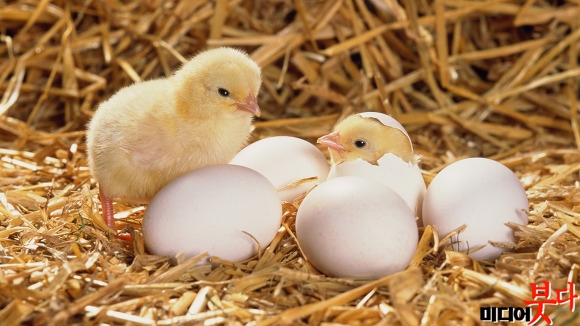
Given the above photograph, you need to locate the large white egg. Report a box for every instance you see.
[230,136,329,202]
[296,176,418,279]
[422,158,529,260]
[327,154,425,219]
[143,164,282,263]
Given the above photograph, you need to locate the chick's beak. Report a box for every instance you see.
[236,93,261,117]
[317,132,346,153]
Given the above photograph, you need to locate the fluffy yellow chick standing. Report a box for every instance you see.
[86,47,262,237]
[317,112,426,222]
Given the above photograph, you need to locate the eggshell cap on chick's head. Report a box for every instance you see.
[357,112,413,150]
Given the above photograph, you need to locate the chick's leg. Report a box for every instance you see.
[99,188,133,241]
[99,187,116,231]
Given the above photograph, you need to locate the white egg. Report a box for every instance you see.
[230,136,329,202]
[143,164,282,263]
[327,154,425,219]
[296,176,418,279]
[422,158,529,260]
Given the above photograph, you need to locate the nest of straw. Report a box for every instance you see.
[1,0,579,324]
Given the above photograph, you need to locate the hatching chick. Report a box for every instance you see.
[87,47,262,236]
[317,114,417,165]
[317,113,425,222]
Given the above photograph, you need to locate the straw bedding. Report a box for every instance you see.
[0,0,579,324]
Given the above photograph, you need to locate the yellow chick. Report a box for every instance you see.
[86,47,262,236]
[317,114,417,165]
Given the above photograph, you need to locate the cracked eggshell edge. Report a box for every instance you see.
[357,112,413,150]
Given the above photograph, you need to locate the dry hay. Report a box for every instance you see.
[0,0,579,325]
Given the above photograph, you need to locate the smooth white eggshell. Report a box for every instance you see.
[327,154,425,219]
[230,136,329,202]
[422,158,529,260]
[143,164,282,263]
[296,176,418,279]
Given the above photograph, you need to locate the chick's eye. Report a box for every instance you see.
[218,88,230,97]
[354,139,367,148]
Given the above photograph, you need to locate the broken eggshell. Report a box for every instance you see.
[358,111,412,143]
[327,154,425,220]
